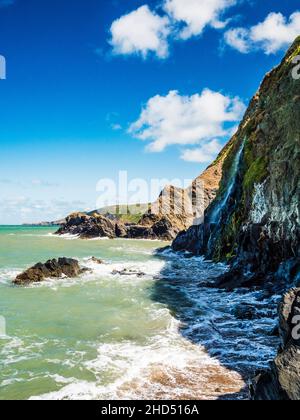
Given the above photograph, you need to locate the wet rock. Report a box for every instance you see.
[233,304,258,320]
[172,224,213,255]
[89,257,104,265]
[268,325,279,337]
[252,288,300,400]
[115,222,128,238]
[111,268,146,278]
[55,213,117,239]
[156,246,172,255]
[14,258,85,285]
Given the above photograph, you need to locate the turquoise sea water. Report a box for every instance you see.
[0,226,278,400]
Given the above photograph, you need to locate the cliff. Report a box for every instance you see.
[55,157,225,241]
[173,37,300,290]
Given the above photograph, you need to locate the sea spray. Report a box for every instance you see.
[0,226,279,400]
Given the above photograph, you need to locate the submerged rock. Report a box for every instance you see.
[111,268,146,278]
[14,258,86,285]
[88,257,104,265]
[233,304,258,320]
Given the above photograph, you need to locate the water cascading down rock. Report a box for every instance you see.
[172,37,300,400]
[173,37,300,290]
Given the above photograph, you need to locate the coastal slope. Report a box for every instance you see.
[173,37,300,289]
[172,37,300,400]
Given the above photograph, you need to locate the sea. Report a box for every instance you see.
[0,226,280,400]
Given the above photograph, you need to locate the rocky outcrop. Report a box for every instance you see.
[54,211,175,240]
[252,288,300,400]
[55,160,224,241]
[55,213,119,239]
[14,258,86,285]
[172,37,300,290]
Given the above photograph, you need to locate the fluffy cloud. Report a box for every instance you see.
[164,0,236,40]
[225,11,300,54]
[129,89,245,153]
[109,0,237,58]
[181,139,223,163]
[224,27,250,53]
[109,5,171,59]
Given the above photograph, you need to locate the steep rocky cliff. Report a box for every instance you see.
[56,155,225,240]
[173,37,300,290]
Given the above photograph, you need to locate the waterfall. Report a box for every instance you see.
[209,140,245,225]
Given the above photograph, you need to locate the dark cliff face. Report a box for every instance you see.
[251,288,300,400]
[173,37,300,290]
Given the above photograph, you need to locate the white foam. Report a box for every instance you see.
[50,233,80,240]
[0,268,20,285]
[31,314,241,401]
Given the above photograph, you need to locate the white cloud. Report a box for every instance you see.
[224,27,250,53]
[181,139,223,163]
[225,11,300,54]
[109,5,171,59]
[129,89,245,153]
[109,1,238,58]
[164,0,236,39]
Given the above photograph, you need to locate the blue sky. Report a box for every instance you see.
[0,0,299,224]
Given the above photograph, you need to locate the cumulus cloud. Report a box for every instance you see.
[225,11,300,54]
[109,5,171,59]
[109,0,238,58]
[224,27,250,53]
[164,0,236,40]
[129,89,245,153]
[181,139,223,163]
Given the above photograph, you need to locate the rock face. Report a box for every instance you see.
[252,288,300,400]
[55,161,224,241]
[55,213,118,239]
[172,37,300,290]
[14,258,85,285]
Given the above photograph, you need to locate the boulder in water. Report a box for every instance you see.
[111,268,146,278]
[89,257,104,265]
[233,304,258,320]
[14,258,86,285]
